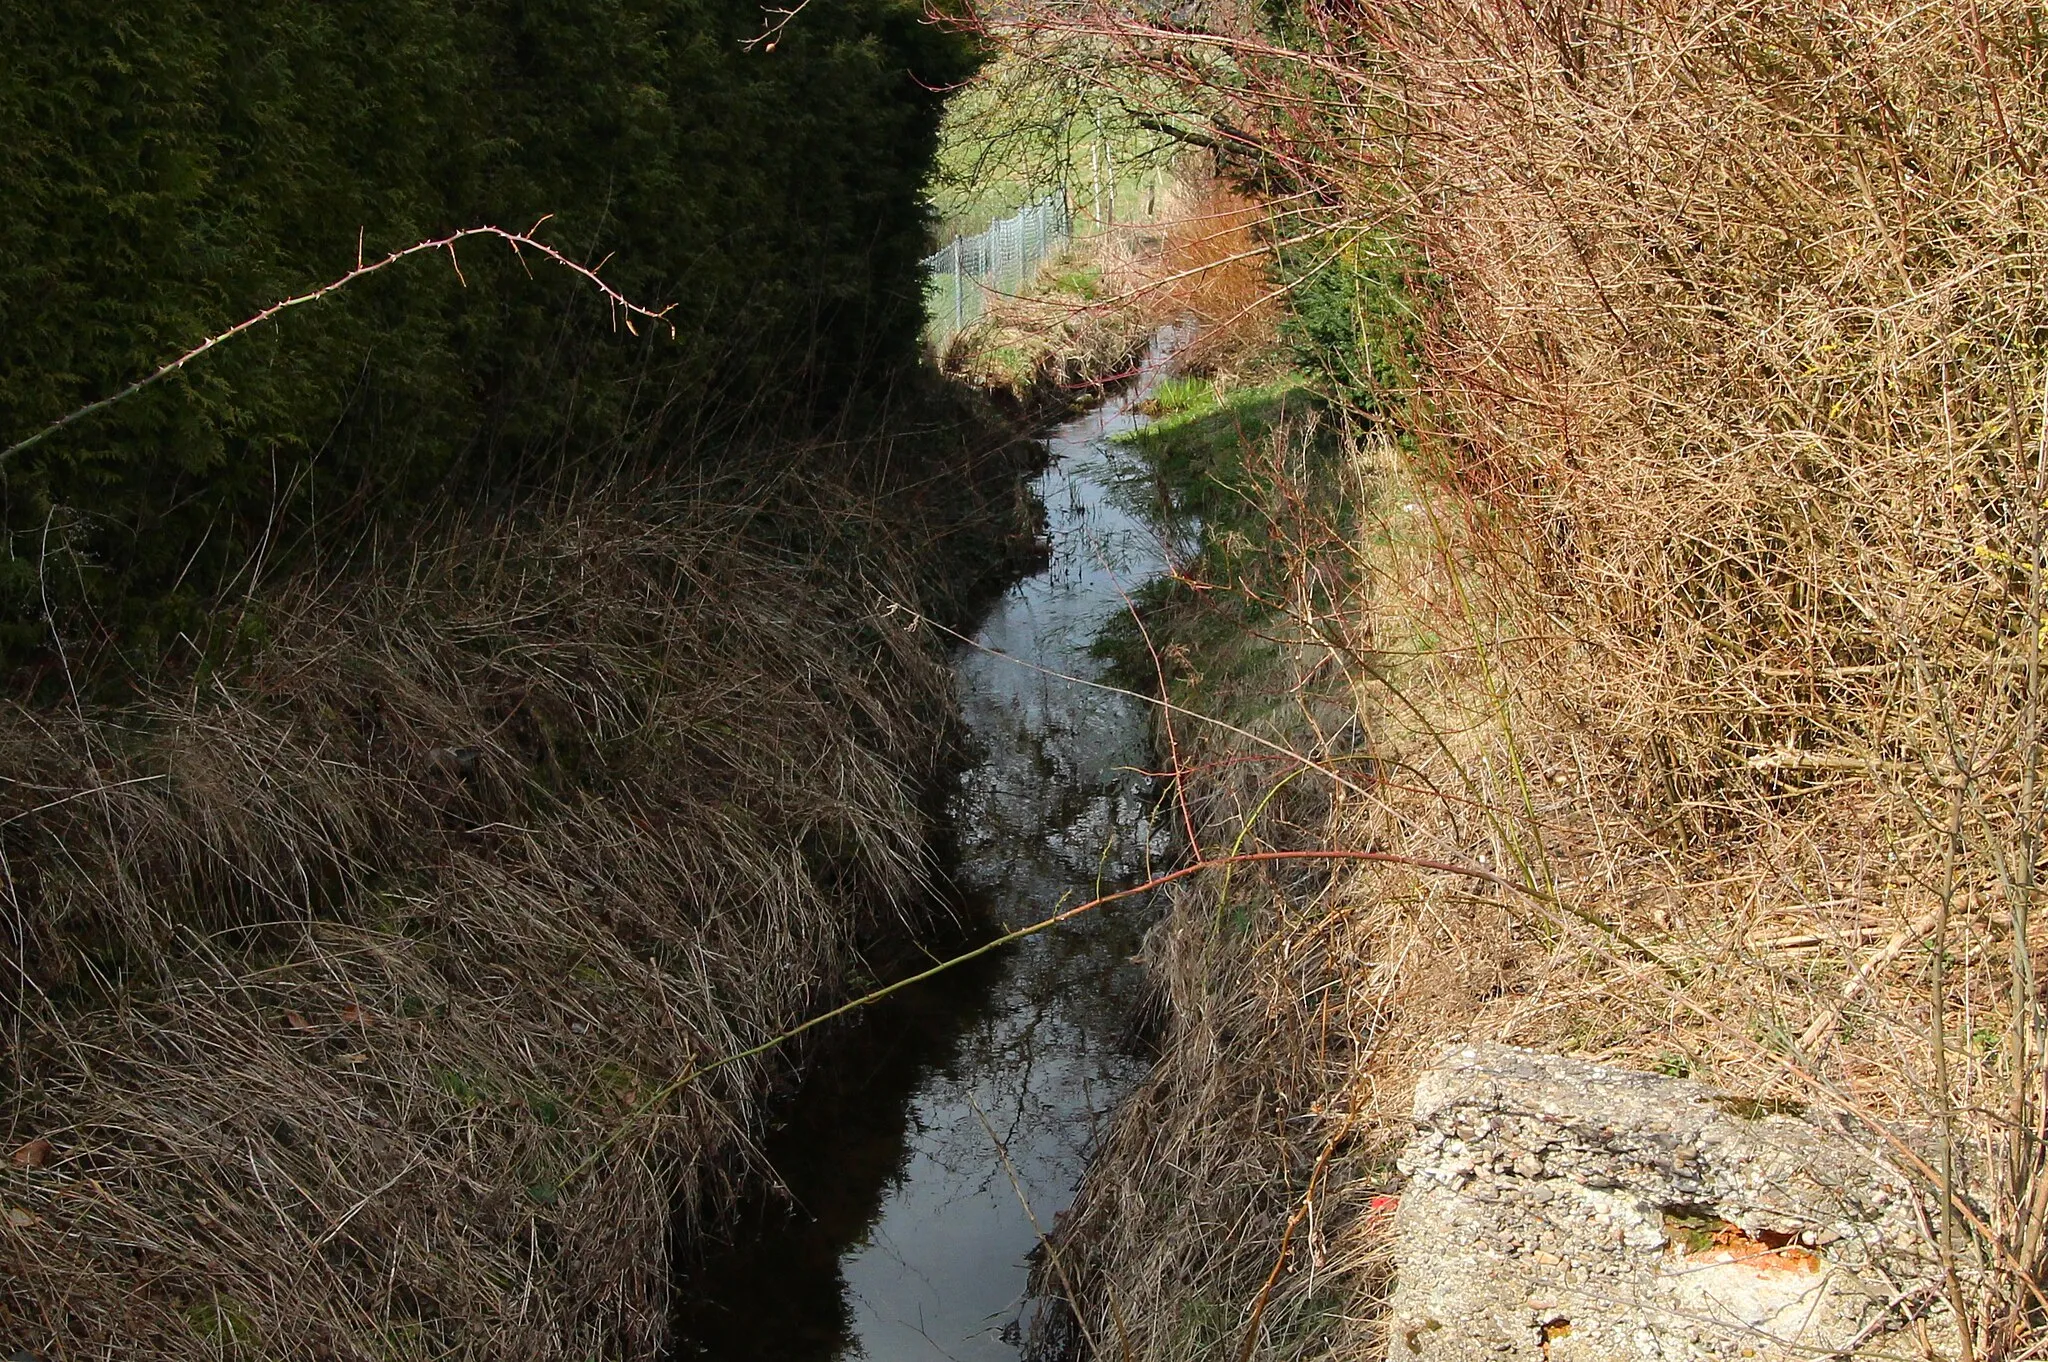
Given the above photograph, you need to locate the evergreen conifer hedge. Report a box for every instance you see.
[0,0,972,663]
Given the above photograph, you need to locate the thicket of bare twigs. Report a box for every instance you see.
[995,0,2048,1356]
[0,441,1024,1359]
[1153,183,1283,377]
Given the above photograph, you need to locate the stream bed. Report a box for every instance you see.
[670,336,1189,1361]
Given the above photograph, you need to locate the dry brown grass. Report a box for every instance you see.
[1002,0,2048,1350]
[0,450,999,1359]
[1356,1,2048,1347]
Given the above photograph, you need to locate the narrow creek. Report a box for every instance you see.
[670,333,1191,1360]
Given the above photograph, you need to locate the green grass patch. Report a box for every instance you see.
[1090,372,1346,733]
[1118,376,1322,521]
[185,1296,258,1352]
[1146,374,1218,417]
[1046,263,1104,300]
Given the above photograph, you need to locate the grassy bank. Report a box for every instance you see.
[1041,359,1393,1362]
[0,410,1042,1359]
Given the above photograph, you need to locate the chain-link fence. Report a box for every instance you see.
[923,194,1073,348]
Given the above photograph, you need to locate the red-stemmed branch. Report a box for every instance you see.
[556,844,1633,1188]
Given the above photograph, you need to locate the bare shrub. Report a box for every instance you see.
[1360,1,2048,1342]
[1005,0,2048,1336]
[1155,180,1284,377]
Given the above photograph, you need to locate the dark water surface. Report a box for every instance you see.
[670,338,1189,1361]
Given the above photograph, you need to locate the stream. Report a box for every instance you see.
[669,333,1190,1360]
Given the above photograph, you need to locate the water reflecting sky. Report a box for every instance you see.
[672,335,1188,1362]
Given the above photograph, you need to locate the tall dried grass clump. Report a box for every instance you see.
[0,456,979,1359]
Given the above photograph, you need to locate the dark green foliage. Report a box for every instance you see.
[1278,231,1423,416]
[0,0,975,667]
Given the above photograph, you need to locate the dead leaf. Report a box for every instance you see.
[339,1004,371,1026]
[339,1052,369,1064]
[10,1138,51,1169]
[284,1010,313,1031]
[4,1206,39,1229]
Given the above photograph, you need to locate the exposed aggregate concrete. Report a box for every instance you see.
[1387,1045,1953,1361]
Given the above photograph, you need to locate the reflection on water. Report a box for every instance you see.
[671,333,1187,1362]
